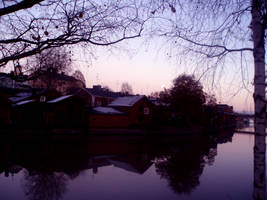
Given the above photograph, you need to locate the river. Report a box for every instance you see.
[0,129,263,200]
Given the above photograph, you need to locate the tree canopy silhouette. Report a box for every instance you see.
[0,0,146,67]
[150,1,266,198]
[163,74,206,125]
[121,82,133,95]
[28,47,72,75]
[72,70,86,86]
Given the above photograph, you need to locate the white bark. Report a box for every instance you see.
[252,0,266,199]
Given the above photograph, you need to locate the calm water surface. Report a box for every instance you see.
[0,130,262,200]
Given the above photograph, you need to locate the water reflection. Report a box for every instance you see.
[0,138,89,200]
[23,171,67,200]
[154,136,219,194]
[0,130,235,200]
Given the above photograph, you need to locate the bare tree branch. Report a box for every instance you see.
[0,0,148,67]
[0,0,44,17]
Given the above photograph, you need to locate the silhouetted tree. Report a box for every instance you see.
[27,47,74,91]
[205,93,217,106]
[72,70,86,86]
[159,88,170,104]
[0,1,146,67]
[121,82,133,95]
[103,86,113,92]
[150,1,266,197]
[0,1,44,17]
[169,74,206,125]
[149,91,160,98]
[29,47,72,75]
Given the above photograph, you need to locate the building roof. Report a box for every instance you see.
[47,95,73,103]
[30,70,79,82]
[108,95,145,107]
[92,107,123,114]
[0,73,31,89]
[86,85,124,98]
[15,99,35,106]
[9,92,33,103]
[8,89,58,103]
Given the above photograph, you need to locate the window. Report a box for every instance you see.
[40,96,46,102]
[144,107,150,115]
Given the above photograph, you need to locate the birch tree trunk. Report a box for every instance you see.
[252,0,266,199]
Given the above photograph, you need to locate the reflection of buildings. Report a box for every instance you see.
[84,154,153,175]
[0,131,234,198]
[109,156,152,174]
[0,164,23,177]
[85,156,112,174]
[0,137,155,177]
[85,138,153,174]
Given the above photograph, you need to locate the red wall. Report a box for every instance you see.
[111,98,153,127]
[89,114,130,128]
[0,100,11,125]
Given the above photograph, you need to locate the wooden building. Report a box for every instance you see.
[45,94,89,128]
[202,104,235,128]
[67,88,92,105]
[0,92,12,126]
[86,85,119,107]
[108,95,153,127]
[89,107,129,128]
[9,89,61,128]
[12,99,42,128]
[29,69,85,95]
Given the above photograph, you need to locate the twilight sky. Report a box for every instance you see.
[0,1,255,114]
[0,34,254,113]
[73,36,254,113]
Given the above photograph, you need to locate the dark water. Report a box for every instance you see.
[0,130,260,200]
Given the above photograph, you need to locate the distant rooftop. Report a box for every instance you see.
[108,95,145,107]
[92,107,123,114]
[0,73,31,89]
[86,85,124,98]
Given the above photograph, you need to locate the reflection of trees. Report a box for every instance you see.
[204,147,217,166]
[23,171,67,200]
[154,138,218,195]
[19,140,89,200]
[0,138,89,200]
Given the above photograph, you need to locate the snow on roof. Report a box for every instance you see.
[9,92,32,103]
[15,99,35,106]
[108,95,145,107]
[93,107,123,114]
[47,95,73,103]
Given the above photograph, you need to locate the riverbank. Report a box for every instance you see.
[0,125,235,138]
